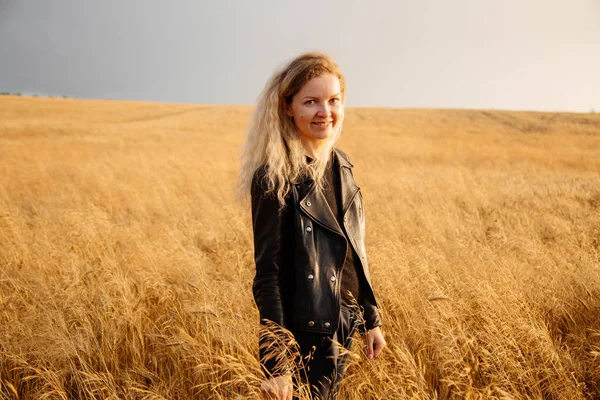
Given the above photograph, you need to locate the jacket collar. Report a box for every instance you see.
[333,148,354,169]
[296,148,353,183]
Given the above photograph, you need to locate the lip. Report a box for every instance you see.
[311,121,332,127]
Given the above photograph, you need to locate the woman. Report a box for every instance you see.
[239,52,386,400]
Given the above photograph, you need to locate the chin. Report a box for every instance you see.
[311,128,334,139]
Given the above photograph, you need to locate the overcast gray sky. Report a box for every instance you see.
[1,0,599,112]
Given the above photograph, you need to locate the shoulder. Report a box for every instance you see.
[251,165,288,203]
[252,164,268,184]
[333,147,354,168]
[251,165,271,195]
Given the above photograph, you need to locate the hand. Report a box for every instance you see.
[260,374,293,400]
[364,326,386,360]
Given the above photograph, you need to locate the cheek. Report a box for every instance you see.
[294,114,310,131]
[297,114,311,123]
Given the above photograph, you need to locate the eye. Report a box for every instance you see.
[329,98,340,104]
[304,100,315,105]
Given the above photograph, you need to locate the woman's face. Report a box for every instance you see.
[286,73,344,151]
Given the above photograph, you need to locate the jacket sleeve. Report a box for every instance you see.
[251,169,292,377]
[359,287,383,334]
[356,190,383,335]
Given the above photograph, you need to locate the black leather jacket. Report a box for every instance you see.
[251,149,382,373]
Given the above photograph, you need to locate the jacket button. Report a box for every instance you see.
[324,322,331,329]
[308,321,315,327]
[306,201,311,207]
[330,276,336,282]
[308,274,314,280]
[306,226,312,232]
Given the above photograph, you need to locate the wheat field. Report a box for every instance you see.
[1,96,599,399]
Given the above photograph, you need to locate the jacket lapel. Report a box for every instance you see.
[339,168,360,215]
[299,183,343,235]
[298,149,359,235]
[334,149,360,215]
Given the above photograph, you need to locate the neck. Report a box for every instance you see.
[300,137,327,159]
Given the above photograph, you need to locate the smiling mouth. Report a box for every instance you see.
[312,121,332,127]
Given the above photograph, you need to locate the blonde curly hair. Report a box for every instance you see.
[238,52,346,207]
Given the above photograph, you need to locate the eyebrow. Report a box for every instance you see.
[301,93,341,100]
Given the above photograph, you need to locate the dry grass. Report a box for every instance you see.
[1,96,599,399]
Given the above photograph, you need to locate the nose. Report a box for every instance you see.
[316,102,330,117]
